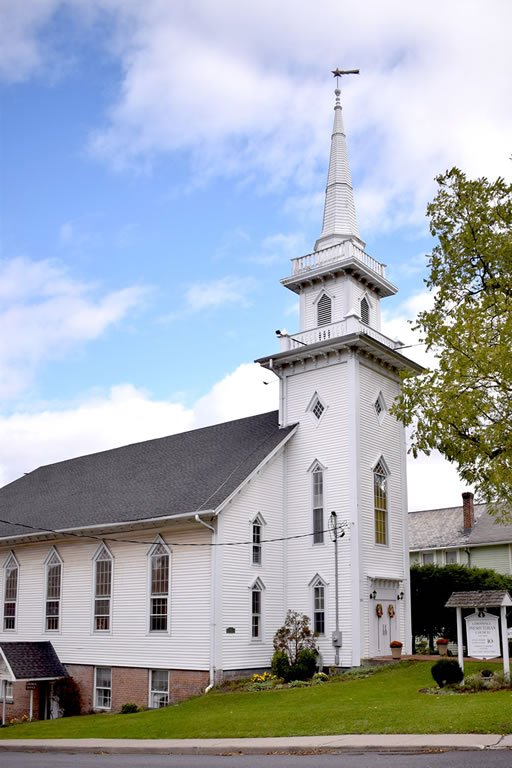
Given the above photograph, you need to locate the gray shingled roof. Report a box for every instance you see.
[445,590,512,608]
[0,642,67,680]
[0,411,295,539]
[408,502,512,550]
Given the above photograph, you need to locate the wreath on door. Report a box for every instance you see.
[388,604,395,618]
[375,603,383,618]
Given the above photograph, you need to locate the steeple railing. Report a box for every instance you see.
[279,318,401,352]
[291,241,386,278]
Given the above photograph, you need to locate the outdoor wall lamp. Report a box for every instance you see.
[369,590,377,600]
[397,592,405,601]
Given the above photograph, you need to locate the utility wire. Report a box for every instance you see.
[0,515,349,548]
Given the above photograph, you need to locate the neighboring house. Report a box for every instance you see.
[0,85,421,721]
[409,492,512,576]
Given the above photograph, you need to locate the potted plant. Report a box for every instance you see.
[390,640,403,660]
[436,638,449,656]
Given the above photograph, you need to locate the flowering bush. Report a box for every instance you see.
[390,640,403,648]
[436,638,449,645]
[21,714,29,722]
[251,672,276,683]
[248,671,278,691]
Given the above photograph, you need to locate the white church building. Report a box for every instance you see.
[0,83,421,719]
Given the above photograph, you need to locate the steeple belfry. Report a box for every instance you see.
[314,85,363,252]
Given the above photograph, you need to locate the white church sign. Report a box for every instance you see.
[465,611,501,659]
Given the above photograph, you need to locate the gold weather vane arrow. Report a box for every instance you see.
[331,68,360,87]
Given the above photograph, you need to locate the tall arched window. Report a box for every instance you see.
[93,543,113,632]
[250,578,264,639]
[3,553,18,631]
[312,576,326,635]
[317,294,332,326]
[45,548,63,632]
[312,462,325,544]
[374,459,389,545]
[148,538,170,632]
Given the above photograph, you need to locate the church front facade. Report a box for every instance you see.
[0,82,420,719]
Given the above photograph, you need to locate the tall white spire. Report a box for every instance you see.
[314,87,363,252]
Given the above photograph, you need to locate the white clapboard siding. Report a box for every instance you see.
[219,450,286,670]
[0,522,212,670]
[283,358,354,668]
[358,361,409,654]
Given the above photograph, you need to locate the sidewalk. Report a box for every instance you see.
[0,734,511,754]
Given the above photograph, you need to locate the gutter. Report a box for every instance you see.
[195,515,217,693]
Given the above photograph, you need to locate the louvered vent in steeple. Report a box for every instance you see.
[317,294,332,326]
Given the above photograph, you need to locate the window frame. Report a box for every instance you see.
[311,575,327,636]
[422,551,435,565]
[92,542,113,634]
[251,515,265,567]
[316,292,332,327]
[94,666,112,710]
[360,295,370,326]
[249,578,264,641]
[149,669,170,708]
[373,458,390,547]
[148,537,171,634]
[310,461,326,545]
[444,550,458,565]
[44,547,63,633]
[3,552,19,632]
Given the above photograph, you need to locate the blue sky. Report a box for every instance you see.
[0,0,511,510]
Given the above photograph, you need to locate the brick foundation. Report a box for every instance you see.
[65,664,210,712]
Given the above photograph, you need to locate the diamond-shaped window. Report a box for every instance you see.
[374,392,387,421]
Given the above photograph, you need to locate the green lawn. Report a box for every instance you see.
[1,661,511,739]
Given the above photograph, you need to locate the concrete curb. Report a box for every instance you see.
[0,735,511,754]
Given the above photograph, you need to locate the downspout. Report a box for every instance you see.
[195,515,216,693]
[465,548,471,567]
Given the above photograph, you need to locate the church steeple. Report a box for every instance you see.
[314,85,363,252]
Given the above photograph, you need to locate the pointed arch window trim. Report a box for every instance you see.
[373,457,390,546]
[44,546,63,633]
[374,391,387,422]
[309,460,327,545]
[309,574,328,636]
[250,514,266,567]
[316,291,333,327]
[3,552,19,632]
[360,293,372,326]
[92,542,113,633]
[148,536,171,634]
[249,577,265,640]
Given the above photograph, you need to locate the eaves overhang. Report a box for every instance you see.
[256,332,424,376]
[281,258,398,298]
[0,509,216,547]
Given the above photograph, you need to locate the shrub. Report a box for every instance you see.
[120,702,139,714]
[271,650,291,681]
[312,672,329,684]
[390,641,403,648]
[287,679,310,688]
[480,668,493,678]
[54,676,82,717]
[431,658,464,688]
[273,610,318,666]
[293,648,317,681]
[464,673,484,691]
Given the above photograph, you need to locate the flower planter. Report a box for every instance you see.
[391,646,402,660]
[438,644,448,656]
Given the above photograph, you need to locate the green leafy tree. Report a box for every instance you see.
[391,169,512,518]
[411,564,512,649]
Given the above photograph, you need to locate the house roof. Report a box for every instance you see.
[0,642,67,680]
[0,411,295,540]
[408,502,512,551]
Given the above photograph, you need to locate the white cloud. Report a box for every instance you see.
[0,362,468,512]
[2,2,511,232]
[381,289,437,369]
[184,276,258,312]
[0,364,278,486]
[250,232,306,265]
[0,257,147,399]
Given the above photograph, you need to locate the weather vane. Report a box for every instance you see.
[331,68,360,87]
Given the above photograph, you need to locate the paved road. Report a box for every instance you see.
[3,753,512,768]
